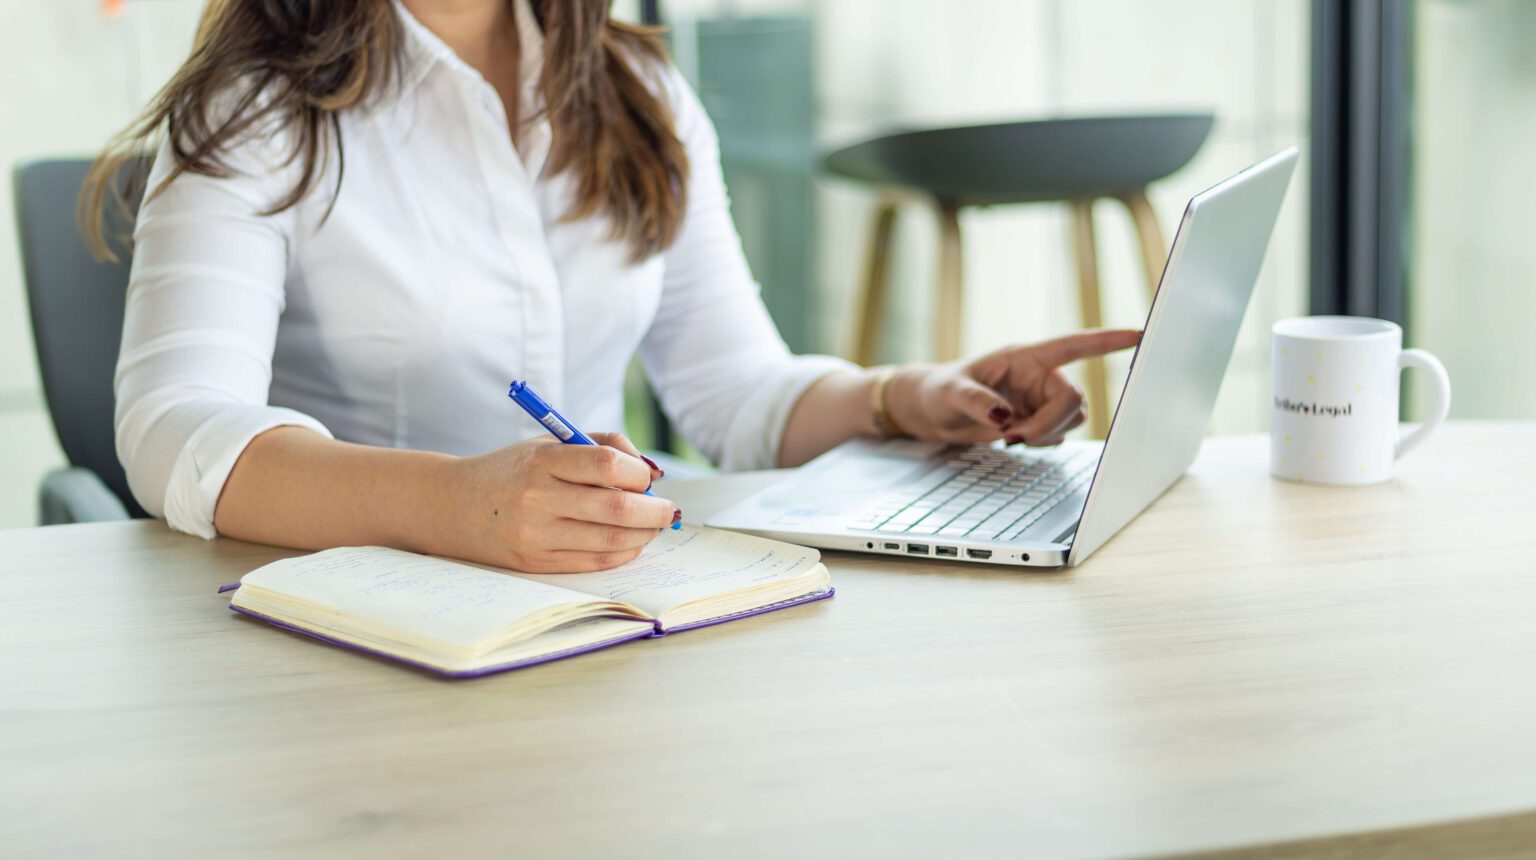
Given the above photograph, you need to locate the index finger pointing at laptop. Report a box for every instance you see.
[1031,328,1143,368]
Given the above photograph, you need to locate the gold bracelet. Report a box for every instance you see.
[870,367,908,439]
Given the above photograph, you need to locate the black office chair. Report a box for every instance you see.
[13,158,149,523]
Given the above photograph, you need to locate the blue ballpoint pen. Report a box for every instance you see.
[508,380,680,529]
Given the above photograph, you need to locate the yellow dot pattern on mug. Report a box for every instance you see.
[1309,348,1324,386]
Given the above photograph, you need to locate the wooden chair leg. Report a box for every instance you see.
[933,201,964,362]
[1069,198,1111,439]
[852,197,899,366]
[1121,188,1168,300]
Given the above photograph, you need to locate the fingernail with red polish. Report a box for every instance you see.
[671,508,683,526]
[988,405,1012,427]
[641,454,665,477]
[1006,435,1026,445]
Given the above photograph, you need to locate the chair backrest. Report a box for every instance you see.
[13,158,148,518]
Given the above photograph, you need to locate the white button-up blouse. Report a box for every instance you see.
[115,1,853,538]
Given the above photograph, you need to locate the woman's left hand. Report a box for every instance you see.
[884,329,1143,447]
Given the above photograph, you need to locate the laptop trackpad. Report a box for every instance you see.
[751,445,938,518]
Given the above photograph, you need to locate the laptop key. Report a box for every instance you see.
[913,513,956,531]
[976,513,1018,538]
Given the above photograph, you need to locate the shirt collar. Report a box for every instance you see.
[390,0,546,113]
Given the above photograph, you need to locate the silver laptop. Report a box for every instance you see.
[708,148,1298,568]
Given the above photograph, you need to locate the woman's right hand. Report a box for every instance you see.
[442,433,680,573]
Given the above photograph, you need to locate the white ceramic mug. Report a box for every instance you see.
[1270,316,1451,485]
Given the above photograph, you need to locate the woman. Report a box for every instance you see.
[86,0,1138,573]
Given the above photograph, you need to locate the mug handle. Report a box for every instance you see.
[1396,348,1451,459]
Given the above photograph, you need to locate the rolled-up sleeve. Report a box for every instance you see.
[115,130,332,538]
[640,69,857,471]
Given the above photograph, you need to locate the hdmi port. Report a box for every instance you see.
[966,549,993,560]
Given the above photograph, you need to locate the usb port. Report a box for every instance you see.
[906,543,929,555]
[935,546,958,557]
[966,549,993,560]
[882,542,900,551]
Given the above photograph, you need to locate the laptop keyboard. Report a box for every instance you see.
[847,446,1098,542]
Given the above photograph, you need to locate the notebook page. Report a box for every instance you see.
[513,526,822,617]
[238,547,619,651]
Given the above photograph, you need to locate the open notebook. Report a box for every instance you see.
[221,526,832,677]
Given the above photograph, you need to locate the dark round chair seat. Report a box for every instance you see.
[823,114,1214,207]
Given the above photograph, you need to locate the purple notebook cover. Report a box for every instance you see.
[652,588,834,635]
[223,586,834,679]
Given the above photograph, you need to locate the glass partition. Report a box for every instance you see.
[1410,0,1536,419]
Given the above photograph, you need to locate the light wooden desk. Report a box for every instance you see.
[4,423,1535,859]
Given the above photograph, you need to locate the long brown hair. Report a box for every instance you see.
[82,0,688,263]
